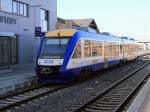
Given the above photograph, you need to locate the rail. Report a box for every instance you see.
[71,62,150,112]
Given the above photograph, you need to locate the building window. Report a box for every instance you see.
[12,1,17,13]
[0,0,28,17]
[40,9,49,32]
[1,0,12,12]
[23,4,27,16]
[19,3,24,15]
[13,1,28,16]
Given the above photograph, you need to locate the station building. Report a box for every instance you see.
[57,18,100,33]
[0,0,57,70]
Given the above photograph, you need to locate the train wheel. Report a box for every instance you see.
[77,68,92,80]
[122,58,127,63]
[77,69,85,80]
[85,68,92,76]
[125,58,128,63]
[120,59,124,65]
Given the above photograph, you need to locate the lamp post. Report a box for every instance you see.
[29,5,42,65]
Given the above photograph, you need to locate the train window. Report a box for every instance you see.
[129,44,136,55]
[120,45,123,54]
[104,42,112,57]
[92,41,102,56]
[72,40,81,58]
[92,41,98,56]
[124,44,128,54]
[128,44,133,55]
[98,46,102,56]
[84,40,92,57]
[111,44,115,57]
[112,44,119,57]
[39,38,70,59]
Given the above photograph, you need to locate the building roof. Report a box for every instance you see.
[73,19,94,27]
[72,18,99,32]
[57,18,100,33]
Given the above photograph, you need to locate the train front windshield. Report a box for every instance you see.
[39,37,70,59]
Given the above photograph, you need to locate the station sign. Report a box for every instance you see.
[35,27,45,37]
[35,32,45,37]
[0,16,16,24]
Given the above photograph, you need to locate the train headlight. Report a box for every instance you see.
[41,67,52,74]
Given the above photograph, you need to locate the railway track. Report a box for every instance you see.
[0,58,148,111]
[70,61,150,112]
[0,84,66,111]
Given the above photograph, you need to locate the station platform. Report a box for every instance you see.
[0,64,37,95]
[128,77,150,112]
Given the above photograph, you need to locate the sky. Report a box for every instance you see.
[58,0,150,41]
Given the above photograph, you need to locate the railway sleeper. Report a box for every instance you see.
[102,96,127,100]
[99,97,125,101]
[105,94,129,98]
[0,100,14,104]
[28,91,43,94]
[104,95,128,98]
[110,89,131,92]
[96,99,123,103]
[91,103,117,108]
[4,98,20,103]
[93,101,121,106]
[85,108,103,112]
[12,95,28,100]
[0,103,8,107]
[87,106,115,111]
[18,94,33,98]
[106,91,130,95]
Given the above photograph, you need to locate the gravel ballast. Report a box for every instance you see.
[10,60,145,112]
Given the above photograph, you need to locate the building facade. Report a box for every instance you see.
[0,0,57,70]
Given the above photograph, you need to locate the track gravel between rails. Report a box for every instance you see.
[0,85,67,111]
[3,59,149,112]
[70,62,150,112]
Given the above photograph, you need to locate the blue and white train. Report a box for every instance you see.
[36,29,144,83]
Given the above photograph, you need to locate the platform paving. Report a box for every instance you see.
[127,70,150,111]
[0,64,37,95]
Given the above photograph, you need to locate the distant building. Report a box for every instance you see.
[100,32,115,36]
[138,41,150,50]
[0,0,57,70]
[57,18,100,33]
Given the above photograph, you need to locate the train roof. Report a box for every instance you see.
[76,30,138,44]
[45,29,138,44]
[76,31,122,43]
[46,29,77,37]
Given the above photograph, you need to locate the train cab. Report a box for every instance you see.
[36,29,77,83]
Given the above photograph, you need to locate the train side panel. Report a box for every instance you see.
[63,32,123,80]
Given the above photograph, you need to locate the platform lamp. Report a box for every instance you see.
[29,5,42,66]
